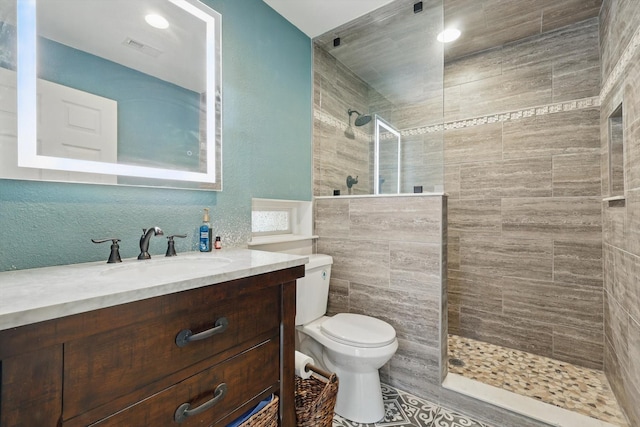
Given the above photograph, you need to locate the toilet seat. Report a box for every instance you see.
[320,313,396,348]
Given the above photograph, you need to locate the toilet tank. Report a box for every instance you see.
[296,254,333,326]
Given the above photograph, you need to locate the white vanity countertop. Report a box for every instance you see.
[0,249,307,331]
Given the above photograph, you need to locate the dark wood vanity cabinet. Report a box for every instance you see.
[0,266,302,427]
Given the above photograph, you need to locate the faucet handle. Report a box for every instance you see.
[165,234,187,257]
[91,238,122,264]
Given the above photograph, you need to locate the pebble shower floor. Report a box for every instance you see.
[447,334,629,426]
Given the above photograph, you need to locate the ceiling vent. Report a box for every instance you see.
[122,38,163,57]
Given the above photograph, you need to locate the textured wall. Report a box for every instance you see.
[445,19,604,369]
[600,0,640,425]
[0,0,312,272]
[315,195,447,397]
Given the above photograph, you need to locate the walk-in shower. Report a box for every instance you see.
[312,0,628,425]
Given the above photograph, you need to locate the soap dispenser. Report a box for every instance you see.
[199,208,212,252]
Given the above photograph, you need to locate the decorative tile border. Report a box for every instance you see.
[407,96,601,135]
[314,109,370,140]
[600,25,640,101]
[314,95,600,138]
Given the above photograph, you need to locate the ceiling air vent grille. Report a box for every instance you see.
[122,38,162,57]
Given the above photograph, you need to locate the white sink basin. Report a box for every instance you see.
[100,256,233,280]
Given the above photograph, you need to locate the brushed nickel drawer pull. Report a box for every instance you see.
[175,317,229,348]
[174,382,227,423]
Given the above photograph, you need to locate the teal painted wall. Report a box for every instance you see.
[40,37,201,172]
[0,0,312,271]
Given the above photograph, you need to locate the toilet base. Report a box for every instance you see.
[323,357,385,423]
[296,319,397,424]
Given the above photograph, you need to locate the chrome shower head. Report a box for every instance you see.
[348,109,372,126]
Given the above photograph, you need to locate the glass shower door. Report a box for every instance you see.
[374,116,401,194]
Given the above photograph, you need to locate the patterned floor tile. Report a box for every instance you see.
[433,407,492,427]
[332,384,490,427]
[448,335,630,426]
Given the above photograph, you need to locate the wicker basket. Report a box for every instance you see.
[238,395,279,427]
[295,373,339,427]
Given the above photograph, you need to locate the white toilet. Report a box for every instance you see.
[296,254,398,424]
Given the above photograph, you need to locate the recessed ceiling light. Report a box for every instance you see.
[437,28,461,43]
[145,14,169,29]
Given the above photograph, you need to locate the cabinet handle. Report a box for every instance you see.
[175,317,229,348]
[174,383,227,423]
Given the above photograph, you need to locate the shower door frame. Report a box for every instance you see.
[374,115,401,194]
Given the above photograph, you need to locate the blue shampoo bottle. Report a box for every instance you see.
[199,208,212,252]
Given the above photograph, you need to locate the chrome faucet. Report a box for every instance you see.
[138,227,164,260]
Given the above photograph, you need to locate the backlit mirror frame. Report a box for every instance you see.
[16,0,222,188]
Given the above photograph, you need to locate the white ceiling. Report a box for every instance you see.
[37,0,207,93]
[262,0,396,38]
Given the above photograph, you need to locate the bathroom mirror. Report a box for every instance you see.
[0,0,222,190]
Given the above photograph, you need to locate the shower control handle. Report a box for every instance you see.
[347,175,359,188]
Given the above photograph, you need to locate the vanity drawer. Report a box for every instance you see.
[86,338,280,427]
[63,284,280,419]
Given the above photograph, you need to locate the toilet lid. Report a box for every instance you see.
[321,313,396,348]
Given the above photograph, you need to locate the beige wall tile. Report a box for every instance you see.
[552,153,601,196]
[604,292,629,372]
[447,230,460,270]
[459,157,552,199]
[457,66,553,118]
[314,198,350,237]
[542,0,602,32]
[626,117,640,191]
[626,189,640,256]
[602,200,627,251]
[388,338,443,394]
[552,326,604,369]
[459,307,554,357]
[460,237,553,281]
[448,269,503,314]
[350,283,440,347]
[349,196,443,243]
[553,240,603,287]
[327,277,349,316]
[502,277,603,330]
[502,197,602,239]
[502,19,598,74]
[448,198,501,233]
[444,122,503,165]
[553,65,600,102]
[627,317,640,409]
[445,46,503,87]
[390,241,442,292]
[503,108,600,160]
[616,249,640,323]
[444,164,460,199]
[316,237,390,288]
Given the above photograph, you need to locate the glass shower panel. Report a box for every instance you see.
[312,0,444,196]
[375,116,401,194]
